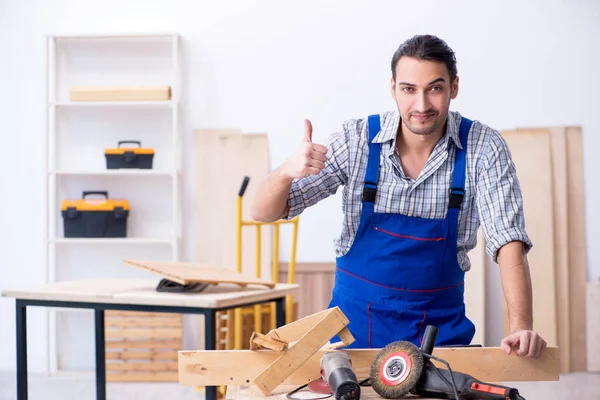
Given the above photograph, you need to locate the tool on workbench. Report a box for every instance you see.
[286,351,361,400]
[369,325,527,400]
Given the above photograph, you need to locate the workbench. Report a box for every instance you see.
[1,278,299,400]
[226,384,433,399]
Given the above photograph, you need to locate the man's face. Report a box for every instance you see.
[391,56,458,136]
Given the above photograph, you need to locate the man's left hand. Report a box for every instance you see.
[500,330,547,359]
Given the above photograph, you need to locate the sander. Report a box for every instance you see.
[369,325,527,400]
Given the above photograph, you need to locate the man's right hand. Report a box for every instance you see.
[279,119,328,179]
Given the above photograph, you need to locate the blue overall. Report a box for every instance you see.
[328,114,476,349]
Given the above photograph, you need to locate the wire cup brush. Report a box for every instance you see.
[369,325,527,400]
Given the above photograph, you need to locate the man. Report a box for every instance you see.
[250,34,546,359]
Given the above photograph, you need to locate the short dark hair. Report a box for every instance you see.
[391,34,457,83]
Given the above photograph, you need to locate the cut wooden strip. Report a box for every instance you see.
[106,311,179,318]
[264,308,331,343]
[500,130,558,346]
[123,260,275,288]
[253,308,350,395]
[565,127,588,371]
[465,228,486,345]
[178,346,560,386]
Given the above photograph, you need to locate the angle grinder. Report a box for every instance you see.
[369,325,527,400]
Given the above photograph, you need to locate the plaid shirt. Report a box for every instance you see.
[286,110,532,271]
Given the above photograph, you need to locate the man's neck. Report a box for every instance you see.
[396,121,446,158]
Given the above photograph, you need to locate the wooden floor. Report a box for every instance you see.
[0,371,598,400]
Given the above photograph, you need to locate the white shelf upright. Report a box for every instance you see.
[44,32,182,376]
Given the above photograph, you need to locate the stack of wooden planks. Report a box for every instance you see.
[500,126,587,373]
[105,310,182,382]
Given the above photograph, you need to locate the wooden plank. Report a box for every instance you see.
[69,85,171,101]
[105,339,181,349]
[106,372,178,382]
[192,131,272,278]
[565,127,588,371]
[178,346,560,386]
[106,361,178,372]
[546,127,570,373]
[500,130,558,346]
[123,260,275,288]
[227,384,432,399]
[265,308,332,342]
[587,278,600,372]
[106,350,178,361]
[105,328,182,339]
[252,308,350,395]
[104,317,182,328]
[465,228,486,345]
[250,332,288,352]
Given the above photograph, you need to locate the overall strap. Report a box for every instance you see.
[362,114,382,203]
[446,116,473,218]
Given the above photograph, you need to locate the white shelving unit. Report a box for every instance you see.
[44,33,181,375]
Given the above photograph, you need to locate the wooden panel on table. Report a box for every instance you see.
[565,127,588,371]
[465,228,486,346]
[500,130,557,346]
[123,260,275,288]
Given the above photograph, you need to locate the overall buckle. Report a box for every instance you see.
[448,187,464,209]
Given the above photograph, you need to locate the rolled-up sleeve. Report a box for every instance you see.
[285,129,349,220]
[476,131,533,262]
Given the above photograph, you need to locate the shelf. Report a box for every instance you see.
[50,170,177,177]
[50,238,175,245]
[50,33,177,40]
[50,100,175,108]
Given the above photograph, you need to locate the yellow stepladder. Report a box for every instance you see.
[233,176,299,350]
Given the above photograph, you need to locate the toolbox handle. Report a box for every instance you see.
[118,140,141,148]
[82,191,109,199]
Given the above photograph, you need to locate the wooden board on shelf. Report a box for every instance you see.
[69,85,171,101]
[105,310,182,382]
[123,260,276,288]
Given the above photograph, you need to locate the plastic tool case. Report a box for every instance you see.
[61,191,129,238]
[105,141,154,169]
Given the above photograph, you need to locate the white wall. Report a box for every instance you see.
[1,0,598,373]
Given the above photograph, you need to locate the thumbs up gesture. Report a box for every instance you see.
[280,119,328,179]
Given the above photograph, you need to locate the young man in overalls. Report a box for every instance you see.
[250,34,547,360]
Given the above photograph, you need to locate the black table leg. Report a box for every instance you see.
[16,300,27,400]
[95,309,106,400]
[275,297,285,328]
[204,310,216,400]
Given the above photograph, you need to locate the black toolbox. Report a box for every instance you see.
[105,141,154,169]
[61,191,129,238]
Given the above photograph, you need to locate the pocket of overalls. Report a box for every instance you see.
[372,225,448,282]
[367,302,409,348]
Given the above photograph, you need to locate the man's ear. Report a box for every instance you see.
[390,76,396,100]
[451,75,459,99]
